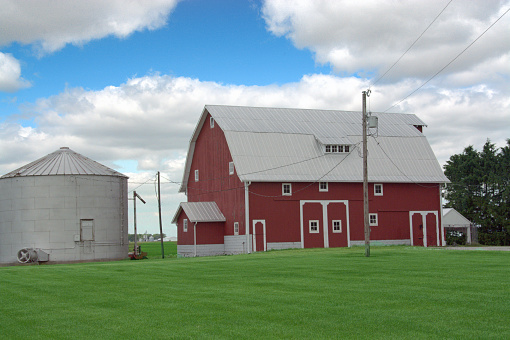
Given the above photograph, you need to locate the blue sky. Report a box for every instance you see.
[0,0,329,118]
[1,0,509,236]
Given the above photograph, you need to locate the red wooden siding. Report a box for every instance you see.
[303,202,324,248]
[176,211,193,245]
[328,202,348,247]
[186,112,245,236]
[248,181,441,247]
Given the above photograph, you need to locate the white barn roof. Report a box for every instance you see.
[1,147,127,178]
[172,202,226,223]
[179,105,448,192]
[443,208,473,226]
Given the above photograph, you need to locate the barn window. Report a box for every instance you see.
[282,183,292,196]
[319,182,328,192]
[234,222,239,235]
[183,219,188,232]
[332,220,342,233]
[195,169,199,182]
[369,213,378,226]
[324,144,351,153]
[374,184,383,196]
[80,219,94,241]
[210,117,215,128]
[229,162,235,175]
[309,220,319,233]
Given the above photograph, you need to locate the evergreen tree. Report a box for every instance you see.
[444,139,510,245]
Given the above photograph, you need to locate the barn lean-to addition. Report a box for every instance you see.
[0,147,128,264]
[172,105,450,257]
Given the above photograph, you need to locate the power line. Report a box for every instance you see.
[370,135,444,188]
[370,0,454,88]
[383,6,510,113]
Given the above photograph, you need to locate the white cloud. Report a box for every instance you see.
[1,73,508,236]
[0,52,31,92]
[0,0,180,54]
[262,0,510,83]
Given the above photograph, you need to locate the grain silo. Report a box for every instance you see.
[0,147,128,264]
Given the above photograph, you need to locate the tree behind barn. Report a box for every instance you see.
[444,139,510,245]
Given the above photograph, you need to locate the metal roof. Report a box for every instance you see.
[179,105,448,192]
[443,208,473,226]
[171,202,226,224]
[1,147,127,178]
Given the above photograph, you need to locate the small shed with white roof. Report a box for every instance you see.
[0,147,128,264]
[442,208,476,244]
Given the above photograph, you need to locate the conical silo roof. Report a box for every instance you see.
[1,147,128,178]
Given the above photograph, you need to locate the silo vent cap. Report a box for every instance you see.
[60,147,69,149]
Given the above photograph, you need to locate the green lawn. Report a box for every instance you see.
[1,246,509,339]
[129,241,177,259]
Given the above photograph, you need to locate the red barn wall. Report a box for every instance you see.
[186,112,246,237]
[248,181,441,247]
[176,211,193,245]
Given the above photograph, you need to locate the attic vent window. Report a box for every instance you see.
[210,117,215,128]
[282,183,292,196]
[325,144,350,153]
[229,162,234,175]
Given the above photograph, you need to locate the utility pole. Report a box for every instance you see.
[362,90,371,257]
[133,191,146,256]
[158,171,165,259]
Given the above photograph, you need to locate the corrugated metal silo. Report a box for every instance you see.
[0,147,128,264]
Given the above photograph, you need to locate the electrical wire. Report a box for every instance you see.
[383,6,510,113]
[370,135,444,188]
[370,0,454,88]
[128,173,157,193]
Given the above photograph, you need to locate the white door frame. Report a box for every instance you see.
[300,200,350,248]
[252,219,266,252]
[409,211,439,247]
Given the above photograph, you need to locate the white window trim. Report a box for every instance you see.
[332,220,342,233]
[234,222,239,235]
[282,183,292,196]
[324,144,351,153]
[374,184,383,196]
[369,213,378,226]
[194,169,199,182]
[183,219,188,232]
[319,182,328,192]
[229,161,234,175]
[309,220,319,233]
[210,117,215,128]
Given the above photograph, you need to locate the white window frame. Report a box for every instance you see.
[309,220,319,233]
[282,183,292,196]
[319,182,328,192]
[210,117,214,128]
[325,145,331,153]
[194,169,199,182]
[183,219,188,232]
[344,145,350,153]
[369,213,378,226]
[234,222,239,235]
[332,220,342,233]
[229,161,234,175]
[374,183,383,196]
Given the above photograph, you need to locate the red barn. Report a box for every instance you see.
[172,105,449,256]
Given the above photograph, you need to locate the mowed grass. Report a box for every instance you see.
[129,241,177,258]
[1,247,509,339]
